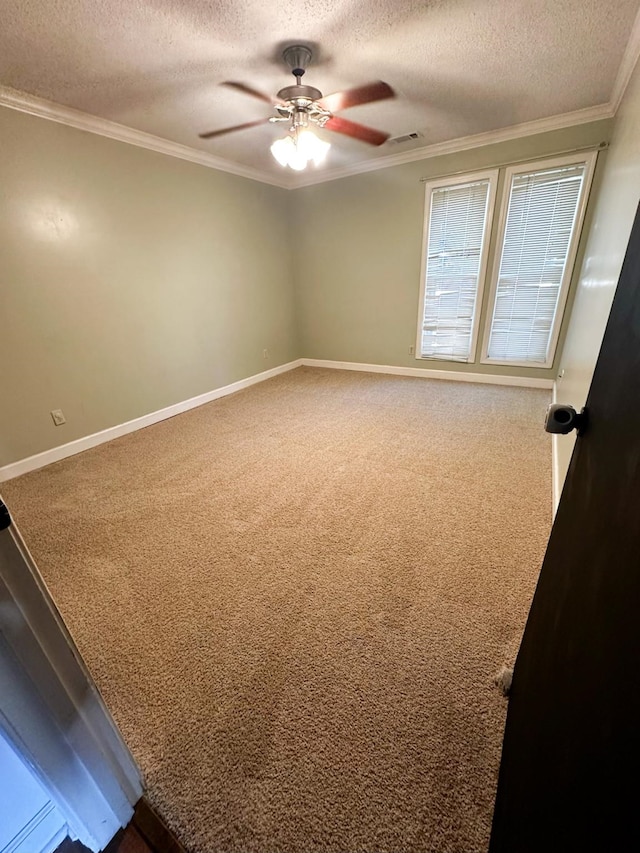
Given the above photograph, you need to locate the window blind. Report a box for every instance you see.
[420,179,491,361]
[486,163,586,364]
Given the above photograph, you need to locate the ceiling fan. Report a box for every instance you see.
[199,45,395,171]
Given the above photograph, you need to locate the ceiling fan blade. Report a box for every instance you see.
[199,118,272,139]
[324,115,390,146]
[222,80,284,107]
[317,81,394,114]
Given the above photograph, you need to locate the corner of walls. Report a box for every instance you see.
[291,119,613,377]
[0,105,299,469]
[550,380,568,517]
[551,378,559,515]
[0,360,303,481]
[0,98,624,477]
[552,52,640,500]
[284,187,304,362]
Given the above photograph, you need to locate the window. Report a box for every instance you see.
[417,171,498,361]
[481,155,595,366]
[417,152,597,369]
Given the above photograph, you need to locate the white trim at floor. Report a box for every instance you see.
[0,358,554,482]
[310,359,557,520]
[0,360,303,482]
[551,380,562,516]
[3,801,68,853]
[301,358,555,389]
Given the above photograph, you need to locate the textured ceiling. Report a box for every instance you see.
[1,0,639,180]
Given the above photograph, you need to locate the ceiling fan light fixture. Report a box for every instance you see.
[201,46,395,169]
[297,129,330,166]
[270,129,330,171]
[288,147,308,171]
[270,135,295,167]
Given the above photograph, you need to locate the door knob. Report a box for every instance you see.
[544,404,587,435]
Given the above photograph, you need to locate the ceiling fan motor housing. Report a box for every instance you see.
[277,84,323,103]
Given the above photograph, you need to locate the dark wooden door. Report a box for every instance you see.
[489,204,640,852]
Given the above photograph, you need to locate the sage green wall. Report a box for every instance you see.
[0,107,297,467]
[291,121,613,379]
[0,106,621,471]
[555,61,640,492]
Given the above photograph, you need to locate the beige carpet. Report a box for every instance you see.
[1,367,552,853]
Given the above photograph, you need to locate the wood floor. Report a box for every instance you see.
[56,800,186,853]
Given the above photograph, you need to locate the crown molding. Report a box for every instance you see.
[610,6,640,112]
[0,85,290,189]
[0,84,617,193]
[289,103,614,188]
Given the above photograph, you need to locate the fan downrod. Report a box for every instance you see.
[282,44,312,80]
[277,44,322,103]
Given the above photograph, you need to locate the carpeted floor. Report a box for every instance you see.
[1,367,552,853]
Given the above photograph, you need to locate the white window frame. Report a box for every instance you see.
[415,169,499,363]
[479,151,597,368]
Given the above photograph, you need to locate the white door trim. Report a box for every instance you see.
[0,513,142,852]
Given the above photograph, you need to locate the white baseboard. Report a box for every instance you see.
[0,357,553,482]
[300,358,555,389]
[310,358,559,518]
[0,360,303,482]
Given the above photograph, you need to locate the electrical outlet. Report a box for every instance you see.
[51,409,66,426]
[263,348,269,359]
[409,345,415,355]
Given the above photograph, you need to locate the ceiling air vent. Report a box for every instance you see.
[388,131,422,145]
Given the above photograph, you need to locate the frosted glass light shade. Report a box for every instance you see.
[270,130,330,170]
[297,130,330,166]
[270,136,295,167]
